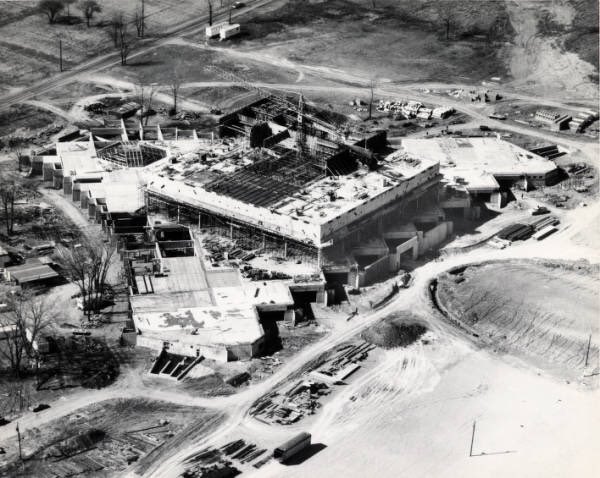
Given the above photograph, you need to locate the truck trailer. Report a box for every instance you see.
[273,432,311,463]
[205,22,227,38]
[220,24,241,40]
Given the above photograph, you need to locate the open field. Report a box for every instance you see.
[0,0,220,93]
[435,260,599,379]
[238,0,514,84]
[0,398,224,478]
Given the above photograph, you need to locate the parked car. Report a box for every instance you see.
[232,1,246,8]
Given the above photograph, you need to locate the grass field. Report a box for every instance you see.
[237,0,515,84]
[0,0,217,92]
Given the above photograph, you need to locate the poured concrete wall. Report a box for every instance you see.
[320,164,440,242]
[388,235,419,272]
[137,334,230,361]
[419,221,453,253]
[360,254,391,286]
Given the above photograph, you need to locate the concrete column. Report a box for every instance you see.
[177,206,180,224]
[283,241,287,258]
[284,308,295,322]
[229,223,233,239]
[412,242,419,260]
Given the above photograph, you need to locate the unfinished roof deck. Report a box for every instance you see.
[400,137,557,192]
[275,152,438,224]
[146,149,439,246]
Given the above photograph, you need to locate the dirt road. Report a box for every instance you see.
[0,199,595,477]
[143,207,599,478]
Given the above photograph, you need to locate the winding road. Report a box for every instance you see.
[0,2,598,476]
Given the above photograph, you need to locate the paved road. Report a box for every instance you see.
[0,0,278,111]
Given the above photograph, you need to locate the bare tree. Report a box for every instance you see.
[78,0,101,27]
[8,137,27,172]
[54,239,115,320]
[119,25,131,65]
[136,82,157,126]
[37,0,65,24]
[63,0,76,18]
[169,67,182,115]
[0,169,36,236]
[0,292,54,377]
[109,11,124,48]
[134,7,144,37]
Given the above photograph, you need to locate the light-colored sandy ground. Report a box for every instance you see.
[251,338,599,478]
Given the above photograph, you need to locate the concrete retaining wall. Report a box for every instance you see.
[360,254,391,286]
[419,221,453,253]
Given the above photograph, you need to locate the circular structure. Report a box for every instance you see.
[435,260,599,374]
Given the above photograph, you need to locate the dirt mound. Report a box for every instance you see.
[362,314,427,349]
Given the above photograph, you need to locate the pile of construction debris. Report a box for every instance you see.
[251,342,374,425]
[252,381,329,425]
[376,100,454,120]
[241,266,291,281]
[489,215,560,248]
[182,439,269,477]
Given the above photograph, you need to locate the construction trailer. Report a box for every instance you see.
[273,432,311,463]
[206,22,227,37]
[220,24,241,40]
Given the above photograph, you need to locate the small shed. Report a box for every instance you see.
[4,259,60,286]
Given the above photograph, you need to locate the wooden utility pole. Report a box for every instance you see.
[141,0,145,37]
[208,1,213,26]
[469,421,476,457]
[59,39,63,72]
[585,333,592,367]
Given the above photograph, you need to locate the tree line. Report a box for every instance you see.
[36,0,149,66]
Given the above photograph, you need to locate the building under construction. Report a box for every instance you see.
[145,96,444,284]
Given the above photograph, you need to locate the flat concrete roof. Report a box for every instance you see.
[57,141,99,176]
[144,257,208,294]
[130,250,292,347]
[400,137,557,192]
[131,290,213,314]
[134,304,263,346]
